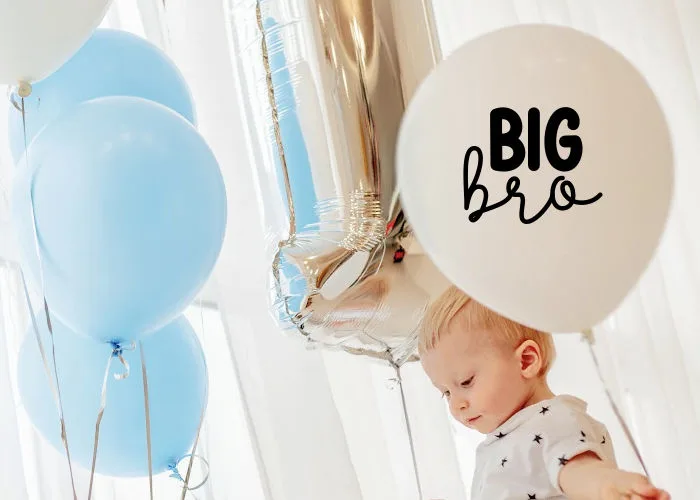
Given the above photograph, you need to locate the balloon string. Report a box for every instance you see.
[16,84,79,500]
[392,363,424,500]
[177,406,207,499]
[582,329,651,478]
[87,342,134,500]
[19,270,78,500]
[179,300,209,499]
[417,0,442,66]
[140,341,154,500]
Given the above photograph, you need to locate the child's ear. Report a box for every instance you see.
[515,340,543,379]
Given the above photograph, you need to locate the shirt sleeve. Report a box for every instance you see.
[540,406,608,493]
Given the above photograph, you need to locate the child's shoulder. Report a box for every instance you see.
[473,395,616,499]
[517,395,615,464]
[521,395,606,434]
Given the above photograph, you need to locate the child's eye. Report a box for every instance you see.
[442,390,451,399]
[461,377,474,387]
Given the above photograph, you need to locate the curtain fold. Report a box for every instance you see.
[164,0,364,497]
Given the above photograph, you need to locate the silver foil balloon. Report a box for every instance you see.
[227,0,446,365]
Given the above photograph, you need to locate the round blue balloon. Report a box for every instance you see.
[17,315,208,477]
[8,28,196,163]
[12,96,227,342]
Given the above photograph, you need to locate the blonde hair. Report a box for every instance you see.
[419,286,556,375]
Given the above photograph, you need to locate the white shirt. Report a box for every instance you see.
[471,395,617,500]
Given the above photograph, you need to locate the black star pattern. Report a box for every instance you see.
[558,455,569,466]
[528,495,537,500]
[496,432,507,439]
[533,434,543,444]
[601,435,607,445]
[501,457,508,467]
[580,430,587,442]
[540,406,550,415]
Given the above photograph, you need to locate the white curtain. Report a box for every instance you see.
[0,0,697,499]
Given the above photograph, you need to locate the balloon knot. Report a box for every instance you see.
[17,81,32,98]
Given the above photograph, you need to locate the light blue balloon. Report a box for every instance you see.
[17,315,208,477]
[8,28,195,163]
[12,96,227,343]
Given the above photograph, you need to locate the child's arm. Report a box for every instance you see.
[559,452,670,499]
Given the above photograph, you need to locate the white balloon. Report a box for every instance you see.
[0,0,112,84]
[397,24,673,333]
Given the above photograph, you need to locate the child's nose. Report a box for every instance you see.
[451,397,468,415]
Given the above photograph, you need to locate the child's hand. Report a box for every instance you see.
[560,452,669,500]
[598,469,670,500]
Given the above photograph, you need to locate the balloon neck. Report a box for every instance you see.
[168,454,211,491]
[168,464,184,482]
[109,340,135,356]
[16,81,32,98]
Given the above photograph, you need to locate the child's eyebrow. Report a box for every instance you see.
[432,385,445,395]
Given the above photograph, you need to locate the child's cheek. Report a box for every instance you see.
[487,378,521,416]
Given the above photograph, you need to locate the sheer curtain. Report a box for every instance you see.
[0,1,697,499]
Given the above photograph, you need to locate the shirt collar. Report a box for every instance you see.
[482,394,587,445]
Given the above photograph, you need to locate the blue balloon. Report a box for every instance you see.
[8,28,195,163]
[12,96,227,343]
[17,315,208,477]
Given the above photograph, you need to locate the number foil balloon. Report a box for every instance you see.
[229,0,446,365]
[397,25,674,333]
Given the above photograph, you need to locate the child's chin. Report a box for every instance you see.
[465,419,492,434]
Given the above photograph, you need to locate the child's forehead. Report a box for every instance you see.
[439,324,494,357]
[444,308,495,347]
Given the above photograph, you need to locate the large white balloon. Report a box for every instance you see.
[0,0,111,84]
[397,24,674,333]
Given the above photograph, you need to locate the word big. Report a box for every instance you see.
[463,107,602,224]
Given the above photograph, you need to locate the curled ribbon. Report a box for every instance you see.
[169,453,211,497]
[86,341,135,500]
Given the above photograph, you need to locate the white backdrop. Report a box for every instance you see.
[0,0,696,498]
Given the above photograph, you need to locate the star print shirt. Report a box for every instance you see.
[471,395,617,500]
